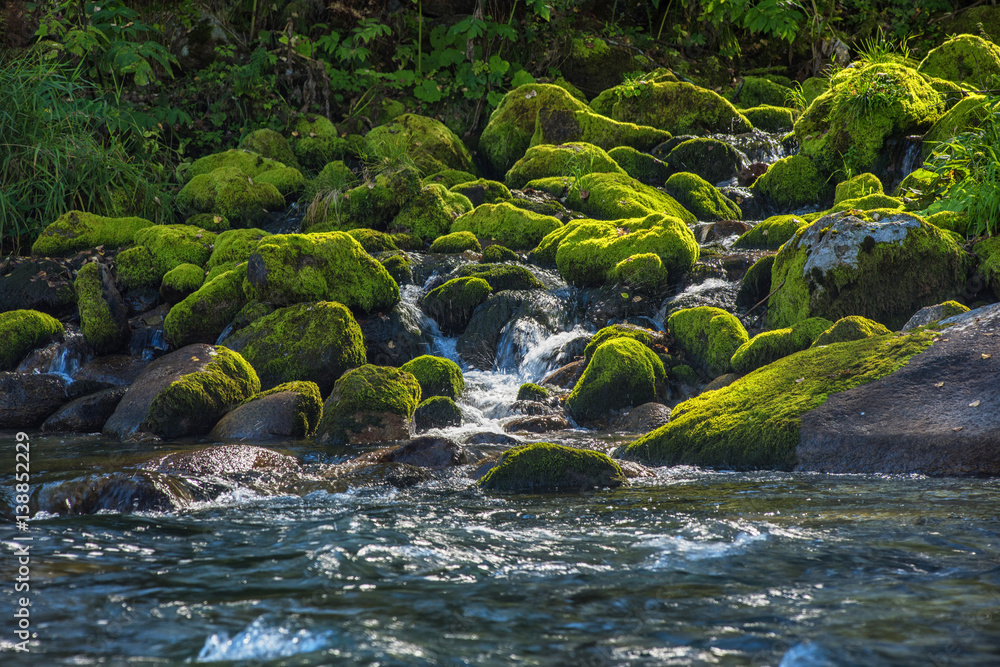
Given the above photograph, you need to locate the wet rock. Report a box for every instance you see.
[16,329,92,379]
[902,301,970,331]
[509,400,555,417]
[374,435,468,468]
[0,309,65,371]
[31,471,193,515]
[616,459,656,479]
[462,432,521,446]
[143,444,299,476]
[457,290,540,369]
[663,137,742,184]
[479,442,627,492]
[41,387,127,433]
[74,355,149,387]
[738,162,768,186]
[609,402,672,433]
[358,302,435,367]
[503,415,572,433]
[566,338,666,423]
[209,386,321,440]
[662,278,740,318]
[0,256,77,317]
[314,364,421,446]
[128,305,170,359]
[336,462,433,488]
[422,276,492,335]
[0,372,70,428]
[541,359,586,390]
[123,286,160,317]
[414,396,463,431]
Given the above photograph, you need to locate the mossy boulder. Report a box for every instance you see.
[304,167,422,234]
[664,172,741,221]
[801,77,829,105]
[609,253,669,292]
[186,213,230,233]
[414,395,462,431]
[668,306,749,377]
[516,382,549,401]
[730,317,833,374]
[736,76,791,108]
[663,137,742,185]
[347,228,399,254]
[733,215,810,250]
[561,35,640,96]
[794,62,945,175]
[390,184,474,242]
[176,166,285,227]
[450,179,512,207]
[830,193,905,213]
[239,128,300,170]
[834,173,884,205]
[160,263,206,304]
[163,264,249,347]
[925,209,968,237]
[254,166,308,198]
[921,94,992,160]
[566,337,666,422]
[811,315,892,347]
[185,148,287,182]
[115,224,217,291]
[741,105,795,132]
[424,169,478,189]
[479,442,627,492]
[752,155,830,210]
[918,34,1000,89]
[619,330,935,469]
[220,300,366,394]
[365,113,477,175]
[768,210,972,330]
[244,232,400,314]
[590,81,752,136]
[529,106,671,158]
[530,172,695,223]
[380,253,412,286]
[210,380,323,439]
[606,146,671,185]
[289,113,347,172]
[314,364,422,446]
[481,245,519,263]
[400,355,465,400]
[429,231,481,254]
[74,262,130,355]
[456,263,543,292]
[504,142,624,190]
[451,202,562,251]
[421,277,492,335]
[309,160,360,197]
[208,229,271,269]
[31,210,154,257]
[0,309,63,371]
[582,323,661,363]
[902,301,971,330]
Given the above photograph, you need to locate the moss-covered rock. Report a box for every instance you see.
[591,81,752,136]
[304,167,421,234]
[504,142,625,190]
[74,262,129,354]
[620,330,935,469]
[0,309,63,371]
[423,169,478,189]
[736,76,792,108]
[733,215,810,250]
[730,317,833,374]
[115,224,216,291]
[565,337,665,422]
[456,263,544,292]
[314,364,422,446]
[220,300,366,393]
[479,442,626,492]
[164,264,249,347]
[31,210,154,257]
[254,165,308,198]
[346,228,398,254]
[429,231,481,254]
[481,245,519,263]
[365,113,478,175]
[176,166,285,227]
[606,146,672,185]
[390,184,474,242]
[227,380,323,438]
[451,202,563,251]
[421,276,492,335]
[532,172,695,223]
[834,173,884,205]
[925,209,968,237]
[794,62,945,175]
[289,113,348,172]
[751,155,830,210]
[608,253,669,293]
[920,94,991,160]
[668,306,749,377]
[974,236,1000,298]
[400,354,465,400]
[186,213,230,233]
[380,253,412,286]
[309,160,360,196]
[239,128,300,170]
[918,34,1000,89]
[529,106,671,158]
[768,210,972,330]
[160,263,205,304]
[742,105,795,132]
[185,148,288,182]
[664,172,741,221]
[449,179,512,207]
[561,35,640,96]
[663,137,742,185]
[829,193,905,213]
[582,323,659,363]
[245,232,400,313]
[414,395,462,431]
[516,382,550,402]
[801,77,829,105]
[208,229,271,269]
[811,315,892,346]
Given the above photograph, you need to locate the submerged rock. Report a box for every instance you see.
[479,442,627,492]
[414,396,463,431]
[374,435,468,468]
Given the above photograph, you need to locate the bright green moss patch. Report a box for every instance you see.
[239,129,300,170]
[184,148,287,182]
[606,146,671,185]
[457,263,543,292]
[430,231,481,254]
[366,113,478,175]
[529,107,671,157]
[566,337,665,422]
[830,193,904,213]
[421,276,492,335]
[939,300,971,319]
[742,105,795,132]
[730,317,833,374]
[668,306,749,377]
[414,395,463,430]
[115,246,160,291]
[811,316,893,347]
[450,179,512,207]
[160,263,206,303]
[400,355,465,400]
[134,224,216,272]
[834,173,884,205]
[164,264,249,347]
[583,323,656,363]
[609,253,669,292]
[664,172,741,221]
[424,169,478,189]
[176,166,285,227]
[592,81,752,136]
[921,95,989,160]
[737,76,791,108]
[209,229,271,269]
[31,210,154,257]
[621,330,935,469]
[479,442,627,492]
[481,245,519,263]
[244,380,323,438]
[918,34,1000,89]
[733,215,810,250]
[451,202,562,251]
[751,155,830,210]
[504,142,625,190]
[391,184,474,242]
[380,253,412,285]
[0,309,63,370]
[556,172,696,223]
[516,382,550,401]
[144,345,261,439]
[254,166,307,198]
[289,113,347,172]
[347,228,399,254]
[186,213,231,232]
[314,364,422,446]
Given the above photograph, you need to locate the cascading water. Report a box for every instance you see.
[15,330,92,382]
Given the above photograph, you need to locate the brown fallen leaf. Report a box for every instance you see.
[969,400,981,407]
[953,426,964,432]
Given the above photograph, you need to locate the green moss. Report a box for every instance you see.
[414,395,463,429]
[429,231,481,254]
[314,364,422,445]
[31,210,154,257]
[800,77,829,105]
[456,263,544,291]
[115,245,160,291]
[117,224,216,291]
[516,382,550,401]
[239,128,300,170]
[918,34,1000,89]
[206,261,237,282]
[423,169,478,189]
[144,345,261,438]
[974,237,1000,297]
[897,168,947,210]
[176,166,285,227]
[380,253,412,285]
[290,113,347,172]
[504,142,625,190]
[738,76,791,108]
[583,323,655,363]
[606,146,671,185]
[609,253,669,292]
[160,263,206,303]
[449,179,512,207]
[742,105,795,132]
[751,155,830,209]
[592,81,752,136]
[921,94,990,160]
[208,229,271,269]
[481,245,519,263]
[451,202,562,251]
[566,337,665,421]
[834,173,884,205]
[668,306,749,377]
[621,330,936,469]
[244,380,323,437]
[553,76,587,101]
[811,315,893,346]
[925,210,968,236]
[220,300,366,393]
[366,113,478,175]
[768,211,971,330]
[555,213,699,287]
[400,354,465,400]
[163,264,249,347]
[185,149,288,182]
[734,215,809,250]
[664,172,741,221]
[185,213,231,233]
[663,138,742,184]
[421,277,493,335]
[254,165,308,198]
[938,300,971,319]
[0,309,63,370]
[347,228,399,254]
[830,192,904,213]
[730,317,833,374]
[244,232,400,314]
[391,184,474,242]
[530,107,672,157]
[562,172,696,223]
[306,166,422,234]
[480,442,626,492]
[309,160,359,197]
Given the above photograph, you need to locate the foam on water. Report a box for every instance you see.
[196,615,330,662]
[638,530,768,569]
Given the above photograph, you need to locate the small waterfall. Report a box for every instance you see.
[712,128,788,167]
[16,331,93,382]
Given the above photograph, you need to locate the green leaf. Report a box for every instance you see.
[511,70,536,87]
[414,78,443,103]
